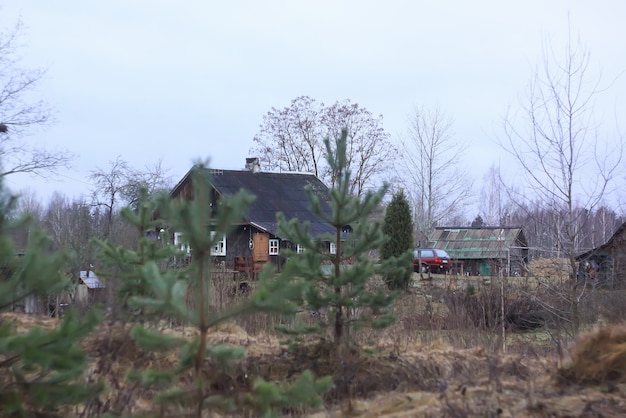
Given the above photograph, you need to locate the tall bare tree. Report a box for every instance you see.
[500,34,622,333]
[321,100,395,196]
[398,106,473,245]
[478,164,515,226]
[251,96,324,176]
[250,96,395,196]
[0,21,72,177]
[89,156,130,235]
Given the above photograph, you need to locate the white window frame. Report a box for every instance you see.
[210,231,227,256]
[174,232,190,255]
[329,242,337,255]
[269,239,280,256]
[296,244,305,254]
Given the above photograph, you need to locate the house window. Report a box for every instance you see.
[329,242,337,254]
[210,231,226,256]
[296,244,305,254]
[269,239,280,255]
[174,232,190,254]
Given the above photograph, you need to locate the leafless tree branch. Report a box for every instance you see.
[0,20,71,178]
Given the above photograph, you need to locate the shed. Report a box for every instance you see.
[576,222,626,289]
[428,227,529,276]
[76,270,106,305]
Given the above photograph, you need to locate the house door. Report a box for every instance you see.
[253,233,269,263]
[478,261,491,277]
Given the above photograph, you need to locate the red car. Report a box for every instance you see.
[413,248,451,273]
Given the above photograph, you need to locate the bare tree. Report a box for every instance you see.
[89,156,131,235]
[478,164,516,226]
[6,188,43,251]
[0,21,72,177]
[250,96,324,176]
[90,156,174,237]
[321,100,395,196]
[397,106,473,245]
[250,96,395,196]
[500,33,622,333]
[13,188,43,220]
[43,193,98,274]
[122,159,173,209]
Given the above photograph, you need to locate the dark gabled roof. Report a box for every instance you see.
[171,168,336,238]
[576,221,626,260]
[428,226,528,260]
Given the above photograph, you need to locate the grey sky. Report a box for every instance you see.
[1,1,625,207]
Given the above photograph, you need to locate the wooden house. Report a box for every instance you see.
[169,158,342,277]
[428,226,529,276]
[576,222,626,289]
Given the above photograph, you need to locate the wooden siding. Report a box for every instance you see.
[577,224,626,289]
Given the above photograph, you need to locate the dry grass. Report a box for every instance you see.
[4,268,626,417]
[558,324,626,385]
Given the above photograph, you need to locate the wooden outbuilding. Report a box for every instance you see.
[428,226,529,276]
[576,222,626,289]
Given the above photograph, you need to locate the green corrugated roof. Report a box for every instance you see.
[428,227,528,260]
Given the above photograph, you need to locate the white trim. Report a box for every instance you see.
[269,239,280,255]
[210,231,227,256]
[174,232,190,254]
[329,242,337,254]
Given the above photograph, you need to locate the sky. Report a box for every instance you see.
[1,1,625,209]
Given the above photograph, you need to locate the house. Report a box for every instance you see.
[428,226,529,276]
[576,222,626,289]
[168,158,343,277]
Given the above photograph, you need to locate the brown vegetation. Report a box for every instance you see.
[558,324,626,385]
[3,271,626,417]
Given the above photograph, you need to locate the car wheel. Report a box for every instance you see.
[421,264,429,273]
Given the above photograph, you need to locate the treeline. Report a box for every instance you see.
[9,179,624,280]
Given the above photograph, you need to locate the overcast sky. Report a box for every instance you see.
[1,1,625,208]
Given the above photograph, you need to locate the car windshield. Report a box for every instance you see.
[436,250,450,258]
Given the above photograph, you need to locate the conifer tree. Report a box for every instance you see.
[0,178,102,415]
[98,164,331,417]
[275,129,408,348]
[95,188,184,318]
[381,190,414,289]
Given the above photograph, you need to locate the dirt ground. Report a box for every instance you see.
[3,311,626,417]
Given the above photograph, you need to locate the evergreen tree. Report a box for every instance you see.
[381,190,414,289]
[0,178,102,416]
[95,188,185,318]
[97,164,331,417]
[276,129,408,349]
[471,214,484,228]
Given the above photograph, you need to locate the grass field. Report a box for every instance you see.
[3,267,626,416]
